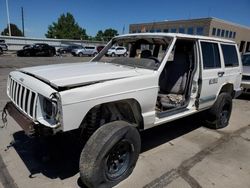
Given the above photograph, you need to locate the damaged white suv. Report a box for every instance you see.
[3,33,242,187]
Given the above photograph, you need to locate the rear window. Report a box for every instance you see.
[221,44,239,67]
[201,42,221,69]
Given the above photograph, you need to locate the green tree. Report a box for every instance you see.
[45,12,88,40]
[95,30,104,41]
[103,28,118,41]
[1,23,23,36]
[95,28,118,41]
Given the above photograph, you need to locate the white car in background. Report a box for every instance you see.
[106,46,127,57]
[241,52,250,94]
[71,46,98,57]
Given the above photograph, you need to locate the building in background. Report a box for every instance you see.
[129,17,250,53]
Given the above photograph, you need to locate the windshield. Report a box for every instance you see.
[242,54,250,66]
[93,35,172,70]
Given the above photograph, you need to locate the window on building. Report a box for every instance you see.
[163,29,169,33]
[170,28,177,33]
[212,28,216,36]
[229,31,232,38]
[221,44,239,67]
[156,29,161,32]
[233,32,236,39]
[150,29,155,33]
[188,27,194,35]
[132,30,136,33]
[201,42,221,69]
[137,30,141,33]
[221,30,225,37]
[179,28,185,33]
[196,27,204,35]
[225,30,229,38]
[217,29,221,37]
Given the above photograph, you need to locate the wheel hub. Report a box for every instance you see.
[106,140,131,180]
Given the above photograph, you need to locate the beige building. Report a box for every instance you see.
[129,17,250,53]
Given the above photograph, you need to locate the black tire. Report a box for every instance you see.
[93,52,97,57]
[79,121,141,188]
[204,92,232,129]
[0,48,3,55]
[111,52,115,57]
[79,52,84,57]
[123,52,128,57]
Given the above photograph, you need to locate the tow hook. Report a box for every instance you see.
[1,104,8,128]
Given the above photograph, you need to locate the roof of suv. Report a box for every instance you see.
[115,33,235,44]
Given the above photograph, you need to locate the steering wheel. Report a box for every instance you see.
[148,56,160,67]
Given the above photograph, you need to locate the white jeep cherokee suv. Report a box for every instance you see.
[2,33,242,187]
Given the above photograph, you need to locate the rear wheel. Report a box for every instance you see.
[111,52,116,57]
[204,92,232,129]
[0,48,3,55]
[79,121,141,188]
[93,52,98,57]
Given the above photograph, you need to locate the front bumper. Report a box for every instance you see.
[3,102,55,136]
[3,102,35,135]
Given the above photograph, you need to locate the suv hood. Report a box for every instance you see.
[19,62,148,89]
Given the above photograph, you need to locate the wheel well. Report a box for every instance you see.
[219,83,234,97]
[79,99,144,141]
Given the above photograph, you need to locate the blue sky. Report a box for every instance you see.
[0,0,249,38]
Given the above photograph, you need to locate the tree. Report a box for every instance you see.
[1,23,23,36]
[45,12,88,40]
[95,30,104,41]
[94,28,118,41]
[103,28,118,41]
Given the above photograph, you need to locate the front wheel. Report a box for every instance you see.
[79,121,141,188]
[78,52,84,57]
[204,92,232,129]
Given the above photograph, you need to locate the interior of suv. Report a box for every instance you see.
[157,40,195,112]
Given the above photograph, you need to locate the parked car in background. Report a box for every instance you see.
[106,46,127,57]
[71,46,98,57]
[96,45,105,53]
[22,44,33,50]
[0,40,8,55]
[17,43,56,57]
[241,52,250,94]
[57,45,83,54]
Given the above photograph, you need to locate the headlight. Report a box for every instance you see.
[43,97,58,119]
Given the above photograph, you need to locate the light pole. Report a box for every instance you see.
[6,0,11,36]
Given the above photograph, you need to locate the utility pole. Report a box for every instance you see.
[21,7,25,37]
[6,0,11,36]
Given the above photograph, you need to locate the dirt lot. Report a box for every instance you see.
[0,56,250,188]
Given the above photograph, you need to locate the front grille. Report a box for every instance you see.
[242,75,250,81]
[8,78,38,119]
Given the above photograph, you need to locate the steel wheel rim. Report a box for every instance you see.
[220,104,230,125]
[105,140,131,180]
